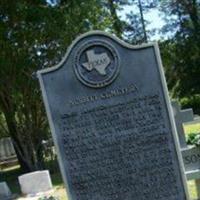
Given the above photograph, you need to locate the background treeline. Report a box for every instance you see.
[0,0,199,172]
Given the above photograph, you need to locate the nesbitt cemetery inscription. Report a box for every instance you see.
[38,32,189,200]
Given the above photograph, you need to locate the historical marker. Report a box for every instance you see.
[37,31,189,200]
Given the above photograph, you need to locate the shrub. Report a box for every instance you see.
[187,133,200,146]
[180,95,200,115]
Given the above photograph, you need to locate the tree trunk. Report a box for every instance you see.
[108,0,123,38]
[1,95,45,172]
[138,0,147,42]
[3,111,31,172]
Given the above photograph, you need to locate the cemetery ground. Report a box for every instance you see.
[1,165,68,200]
[1,122,200,200]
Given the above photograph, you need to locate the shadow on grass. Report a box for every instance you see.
[51,172,63,187]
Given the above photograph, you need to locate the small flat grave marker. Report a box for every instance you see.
[38,31,189,200]
[182,146,200,198]
[182,146,200,178]
[0,137,16,160]
[0,182,12,200]
[18,170,53,195]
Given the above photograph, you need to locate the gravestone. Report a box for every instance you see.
[37,31,189,200]
[0,137,17,169]
[172,101,200,198]
[0,182,12,200]
[182,146,200,179]
[0,137,16,160]
[171,101,200,198]
[18,170,53,195]
[171,101,194,148]
[171,101,199,177]
[182,145,200,196]
[183,146,200,198]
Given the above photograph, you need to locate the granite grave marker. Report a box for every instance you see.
[18,170,53,195]
[171,101,194,148]
[171,101,200,197]
[37,31,189,200]
[0,182,12,200]
[0,137,16,161]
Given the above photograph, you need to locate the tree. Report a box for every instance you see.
[137,0,147,42]
[0,0,111,172]
[125,10,148,44]
[101,0,133,38]
[101,0,156,44]
[0,113,8,139]
[124,0,158,44]
[159,0,200,113]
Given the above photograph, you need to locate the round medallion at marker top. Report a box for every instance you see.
[74,40,120,88]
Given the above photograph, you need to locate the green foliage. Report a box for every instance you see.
[187,133,200,146]
[180,95,200,115]
[124,0,158,44]
[159,0,200,114]
[125,10,148,44]
[0,0,112,172]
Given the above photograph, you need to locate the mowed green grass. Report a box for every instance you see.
[1,123,200,200]
[184,123,200,136]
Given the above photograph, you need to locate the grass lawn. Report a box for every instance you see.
[53,186,67,200]
[1,165,22,194]
[50,173,68,200]
[0,123,200,200]
[184,123,200,136]
[0,165,68,199]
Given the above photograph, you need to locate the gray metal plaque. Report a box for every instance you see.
[37,31,189,200]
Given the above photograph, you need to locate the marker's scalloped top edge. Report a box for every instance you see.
[37,30,158,76]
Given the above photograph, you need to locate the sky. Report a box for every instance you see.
[119,5,167,41]
[46,0,172,41]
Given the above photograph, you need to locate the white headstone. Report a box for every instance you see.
[18,170,53,195]
[172,102,200,198]
[171,101,194,148]
[0,137,16,160]
[0,139,6,159]
[0,182,12,199]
